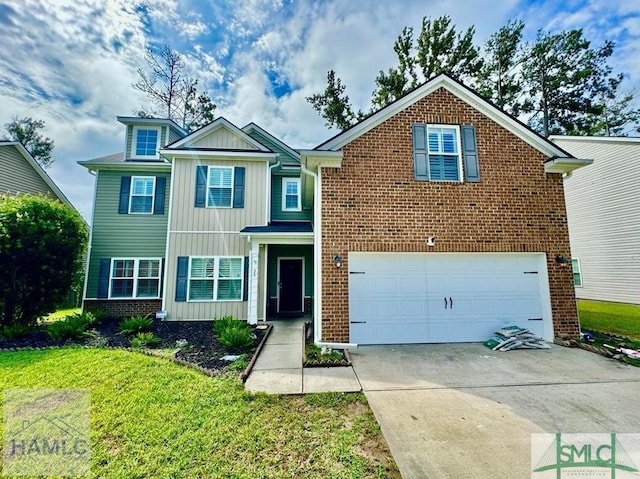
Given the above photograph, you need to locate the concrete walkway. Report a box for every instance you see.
[245,319,361,394]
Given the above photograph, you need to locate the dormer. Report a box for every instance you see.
[117,117,187,162]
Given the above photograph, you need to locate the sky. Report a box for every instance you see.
[1,0,639,220]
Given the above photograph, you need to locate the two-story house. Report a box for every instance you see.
[81,74,590,346]
[80,116,314,323]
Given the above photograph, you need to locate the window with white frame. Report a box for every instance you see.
[110,258,161,298]
[129,176,155,214]
[207,167,234,208]
[572,258,582,287]
[282,177,301,211]
[188,256,243,301]
[427,125,461,181]
[131,126,161,159]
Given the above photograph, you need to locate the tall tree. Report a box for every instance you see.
[521,29,622,137]
[476,20,525,115]
[133,45,216,132]
[415,15,482,82]
[590,90,640,136]
[371,27,418,109]
[306,70,357,130]
[2,117,55,168]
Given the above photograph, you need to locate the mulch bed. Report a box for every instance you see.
[0,317,267,375]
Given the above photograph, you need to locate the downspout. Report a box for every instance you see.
[300,163,321,344]
[81,169,98,309]
[161,158,176,316]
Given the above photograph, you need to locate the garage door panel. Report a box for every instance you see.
[349,253,551,344]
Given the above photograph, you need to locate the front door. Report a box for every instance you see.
[278,259,303,313]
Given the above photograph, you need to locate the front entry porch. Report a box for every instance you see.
[240,222,314,325]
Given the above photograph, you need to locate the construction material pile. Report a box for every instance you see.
[484,325,550,351]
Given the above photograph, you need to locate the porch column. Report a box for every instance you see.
[247,241,260,325]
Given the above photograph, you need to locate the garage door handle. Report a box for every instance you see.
[528,318,543,321]
[349,271,365,275]
[350,321,366,324]
[444,297,447,309]
[449,297,453,309]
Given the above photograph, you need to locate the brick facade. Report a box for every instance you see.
[320,88,579,342]
[83,299,162,318]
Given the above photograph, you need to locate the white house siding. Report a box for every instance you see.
[0,145,54,196]
[164,157,268,320]
[552,137,640,304]
[191,128,257,149]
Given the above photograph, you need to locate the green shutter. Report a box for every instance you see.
[243,256,249,301]
[154,176,166,214]
[118,176,131,214]
[175,256,189,302]
[195,166,207,207]
[97,258,110,298]
[462,125,480,182]
[233,167,245,208]
[413,124,428,181]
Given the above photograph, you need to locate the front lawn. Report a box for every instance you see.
[578,300,640,340]
[0,348,399,478]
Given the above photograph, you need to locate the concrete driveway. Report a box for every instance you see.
[350,344,640,478]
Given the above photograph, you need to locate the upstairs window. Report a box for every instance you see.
[282,178,301,211]
[572,258,582,287]
[129,176,155,214]
[208,167,234,207]
[131,126,161,159]
[413,124,479,183]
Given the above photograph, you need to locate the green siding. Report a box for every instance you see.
[86,169,170,297]
[246,130,299,164]
[271,173,312,221]
[267,245,313,299]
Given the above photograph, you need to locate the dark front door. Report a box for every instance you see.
[278,259,303,313]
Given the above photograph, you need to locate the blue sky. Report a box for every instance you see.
[1,0,638,219]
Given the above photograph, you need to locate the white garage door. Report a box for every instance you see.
[348,253,552,345]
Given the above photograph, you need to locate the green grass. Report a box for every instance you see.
[0,349,399,478]
[578,300,640,340]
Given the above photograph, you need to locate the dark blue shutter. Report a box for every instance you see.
[154,176,166,214]
[233,167,245,208]
[97,258,110,298]
[243,256,249,301]
[195,166,207,207]
[159,258,165,296]
[175,256,189,302]
[118,176,131,214]
[412,124,428,181]
[462,125,480,182]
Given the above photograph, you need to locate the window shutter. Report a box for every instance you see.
[412,124,429,181]
[159,258,165,296]
[175,256,189,302]
[154,177,166,214]
[243,256,249,301]
[462,125,480,182]
[233,167,245,208]
[118,176,131,214]
[97,258,110,298]
[194,166,207,207]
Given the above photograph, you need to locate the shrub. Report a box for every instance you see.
[130,332,162,348]
[47,312,96,340]
[212,315,247,335]
[0,194,88,328]
[218,326,254,349]
[0,323,33,339]
[120,315,153,335]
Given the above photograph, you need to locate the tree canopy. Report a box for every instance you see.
[0,194,88,327]
[133,45,216,132]
[308,16,639,137]
[2,117,55,168]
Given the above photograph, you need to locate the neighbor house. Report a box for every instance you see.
[0,141,72,206]
[80,74,591,345]
[550,136,639,305]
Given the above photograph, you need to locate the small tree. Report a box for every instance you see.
[3,117,55,168]
[0,194,88,327]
